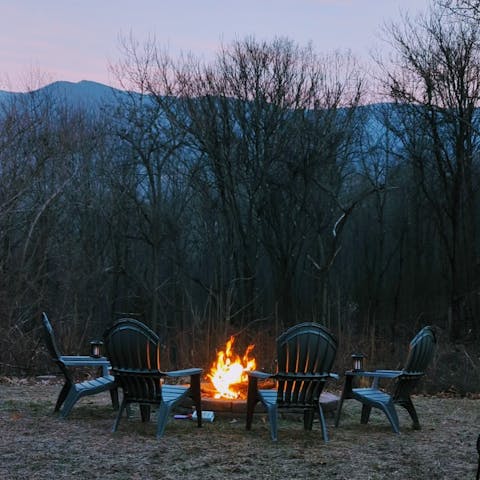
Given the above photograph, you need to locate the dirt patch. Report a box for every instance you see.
[0,377,478,479]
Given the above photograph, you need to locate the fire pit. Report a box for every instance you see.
[198,383,338,414]
[180,335,339,414]
[200,336,260,413]
[200,390,254,413]
[207,336,255,399]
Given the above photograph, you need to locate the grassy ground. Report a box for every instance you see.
[0,377,479,479]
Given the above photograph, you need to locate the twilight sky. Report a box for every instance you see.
[1,0,431,92]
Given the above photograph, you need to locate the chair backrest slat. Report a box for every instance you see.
[393,326,436,401]
[403,326,436,374]
[41,312,74,383]
[42,312,62,361]
[104,318,164,402]
[276,322,337,406]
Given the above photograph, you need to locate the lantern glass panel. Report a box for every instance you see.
[90,340,103,358]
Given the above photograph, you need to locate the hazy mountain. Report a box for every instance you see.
[0,80,126,110]
[0,80,393,149]
[38,80,121,107]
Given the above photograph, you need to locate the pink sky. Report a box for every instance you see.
[1,0,430,92]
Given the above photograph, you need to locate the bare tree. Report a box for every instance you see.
[379,2,480,340]
[108,36,366,339]
[163,38,364,327]
[0,83,117,372]
[107,39,208,365]
[440,0,480,18]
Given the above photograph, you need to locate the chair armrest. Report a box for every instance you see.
[348,369,402,379]
[60,355,110,365]
[59,355,111,376]
[372,370,403,377]
[348,369,403,389]
[247,370,273,380]
[328,373,340,380]
[165,368,203,378]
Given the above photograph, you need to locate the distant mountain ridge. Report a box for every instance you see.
[0,80,125,110]
[38,80,121,105]
[0,80,392,148]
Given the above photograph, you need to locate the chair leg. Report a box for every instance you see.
[112,398,127,432]
[110,388,119,410]
[379,401,400,434]
[397,398,420,430]
[60,388,80,418]
[54,382,71,412]
[140,404,151,422]
[317,404,329,442]
[304,408,314,431]
[246,376,259,431]
[246,400,258,430]
[334,396,344,427]
[267,404,278,441]
[360,404,372,424]
[190,374,202,428]
[156,401,172,438]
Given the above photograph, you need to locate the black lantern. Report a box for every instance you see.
[351,353,365,371]
[90,340,103,358]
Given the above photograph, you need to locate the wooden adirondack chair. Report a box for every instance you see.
[335,325,436,433]
[246,322,339,442]
[103,318,203,438]
[41,312,118,417]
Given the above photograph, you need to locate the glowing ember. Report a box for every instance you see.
[207,336,256,399]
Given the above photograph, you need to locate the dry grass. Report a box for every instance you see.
[0,377,479,480]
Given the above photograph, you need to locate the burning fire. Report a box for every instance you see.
[208,336,256,399]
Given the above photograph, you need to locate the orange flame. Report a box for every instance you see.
[208,336,256,399]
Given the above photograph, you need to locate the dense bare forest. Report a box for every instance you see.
[0,0,479,389]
